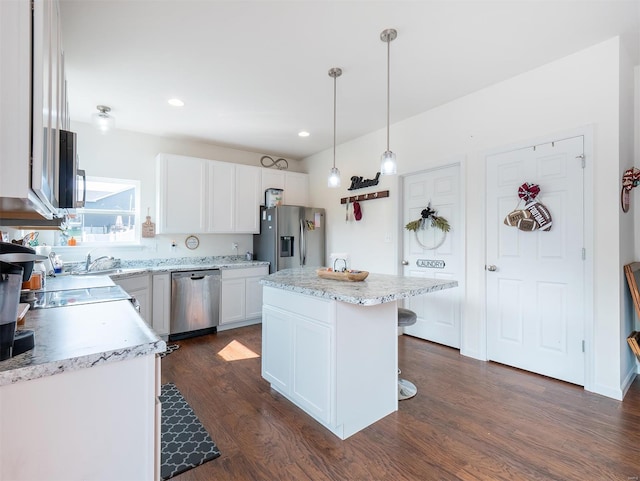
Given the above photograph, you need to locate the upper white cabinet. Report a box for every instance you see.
[156,154,208,234]
[156,154,261,234]
[0,0,67,219]
[260,170,309,207]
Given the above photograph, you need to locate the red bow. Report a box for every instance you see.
[518,183,540,202]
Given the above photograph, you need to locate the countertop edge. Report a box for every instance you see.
[261,278,459,305]
[0,339,165,387]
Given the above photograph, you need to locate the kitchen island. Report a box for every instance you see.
[260,267,457,439]
[0,275,165,481]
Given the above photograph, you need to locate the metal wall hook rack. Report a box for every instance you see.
[340,190,389,204]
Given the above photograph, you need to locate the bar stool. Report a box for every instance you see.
[397,308,418,400]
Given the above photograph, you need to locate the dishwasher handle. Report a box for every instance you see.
[190,275,205,280]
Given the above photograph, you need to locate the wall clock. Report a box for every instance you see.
[185,235,199,250]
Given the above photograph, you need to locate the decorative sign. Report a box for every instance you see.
[503,182,552,232]
[417,259,446,269]
[141,209,156,238]
[621,167,640,213]
[348,172,380,191]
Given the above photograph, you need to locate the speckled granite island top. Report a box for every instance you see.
[0,301,165,387]
[261,267,458,306]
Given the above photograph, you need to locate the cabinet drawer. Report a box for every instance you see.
[263,287,333,324]
[221,266,268,280]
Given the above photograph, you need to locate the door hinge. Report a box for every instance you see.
[576,154,585,168]
[582,340,585,352]
[581,248,586,260]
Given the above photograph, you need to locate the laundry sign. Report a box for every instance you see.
[417,259,445,269]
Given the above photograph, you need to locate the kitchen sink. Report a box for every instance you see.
[71,268,126,276]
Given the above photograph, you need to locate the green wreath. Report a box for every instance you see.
[405,205,450,233]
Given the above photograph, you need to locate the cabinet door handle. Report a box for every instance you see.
[486,265,497,272]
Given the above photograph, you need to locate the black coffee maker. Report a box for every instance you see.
[0,260,23,360]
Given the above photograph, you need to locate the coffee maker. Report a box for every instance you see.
[0,260,23,360]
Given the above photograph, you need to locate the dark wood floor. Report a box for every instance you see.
[161,324,640,481]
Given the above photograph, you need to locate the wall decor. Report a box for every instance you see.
[185,235,199,250]
[260,155,289,170]
[503,182,552,232]
[621,167,640,213]
[141,208,156,238]
[340,189,389,205]
[348,172,380,190]
[405,203,450,250]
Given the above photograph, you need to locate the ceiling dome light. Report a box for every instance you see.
[168,98,184,107]
[91,105,115,133]
[380,28,397,175]
[327,67,342,188]
[298,131,310,137]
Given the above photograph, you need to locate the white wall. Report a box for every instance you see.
[303,37,633,399]
[619,39,638,388]
[36,122,304,264]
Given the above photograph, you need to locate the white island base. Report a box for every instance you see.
[262,286,399,439]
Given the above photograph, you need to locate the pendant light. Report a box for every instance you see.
[327,67,342,188]
[92,105,115,133]
[380,28,397,175]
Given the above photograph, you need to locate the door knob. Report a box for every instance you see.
[486,265,497,272]
[401,260,409,265]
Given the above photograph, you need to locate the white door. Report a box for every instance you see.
[486,136,585,385]
[402,164,462,349]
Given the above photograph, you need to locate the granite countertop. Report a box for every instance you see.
[60,256,269,281]
[261,267,458,306]
[0,300,165,387]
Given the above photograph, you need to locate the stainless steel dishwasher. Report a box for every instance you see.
[170,269,220,340]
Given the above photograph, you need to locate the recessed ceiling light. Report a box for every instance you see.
[168,98,184,107]
[298,131,310,137]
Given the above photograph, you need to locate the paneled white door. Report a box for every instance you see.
[402,164,462,349]
[486,136,585,385]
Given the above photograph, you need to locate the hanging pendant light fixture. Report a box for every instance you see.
[327,67,342,188]
[92,105,115,133]
[380,28,397,175]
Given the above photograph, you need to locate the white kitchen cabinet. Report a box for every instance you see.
[113,274,151,325]
[0,0,66,219]
[234,164,261,233]
[262,288,334,425]
[208,160,234,232]
[260,170,309,206]
[220,266,269,329]
[156,154,207,234]
[151,273,171,338]
[156,154,261,234]
[0,354,158,481]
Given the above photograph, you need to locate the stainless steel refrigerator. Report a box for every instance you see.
[253,205,325,274]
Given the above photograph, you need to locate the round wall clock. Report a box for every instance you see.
[185,235,200,250]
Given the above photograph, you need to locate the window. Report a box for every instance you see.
[63,176,140,244]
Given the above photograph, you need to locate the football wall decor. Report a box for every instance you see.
[503,182,553,232]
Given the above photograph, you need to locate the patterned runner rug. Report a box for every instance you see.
[160,383,221,480]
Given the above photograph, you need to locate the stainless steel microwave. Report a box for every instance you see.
[58,129,86,209]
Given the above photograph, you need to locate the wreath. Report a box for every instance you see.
[405,205,450,233]
[405,204,450,250]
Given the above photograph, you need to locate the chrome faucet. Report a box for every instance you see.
[87,255,114,272]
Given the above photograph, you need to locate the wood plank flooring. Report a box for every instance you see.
[161,325,640,481]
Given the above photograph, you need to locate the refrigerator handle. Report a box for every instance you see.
[300,219,306,266]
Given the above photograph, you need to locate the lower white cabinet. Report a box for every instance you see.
[0,354,159,481]
[262,287,334,425]
[220,266,269,329]
[151,273,171,338]
[114,274,151,325]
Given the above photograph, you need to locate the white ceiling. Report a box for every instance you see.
[59,1,640,161]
